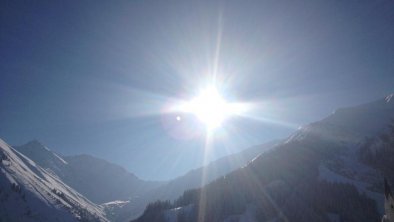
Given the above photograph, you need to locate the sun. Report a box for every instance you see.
[187,86,228,129]
[177,86,245,130]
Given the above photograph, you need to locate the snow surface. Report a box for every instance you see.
[385,94,394,103]
[318,164,384,213]
[15,142,164,204]
[287,95,394,144]
[162,204,194,222]
[102,200,130,207]
[289,95,394,215]
[0,138,108,221]
[317,137,385,213]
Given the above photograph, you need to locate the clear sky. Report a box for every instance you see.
[1,0,393,180]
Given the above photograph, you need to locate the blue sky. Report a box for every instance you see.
[1,0,394,180]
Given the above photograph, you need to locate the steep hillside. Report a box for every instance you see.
[148,140,280,202]
[63,154,163,204]
[12,139,278,221]
[14,142,164,204]
[133,94,394,222]
[0,138,108,222]
[111,141,279,222]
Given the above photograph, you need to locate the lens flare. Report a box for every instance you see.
[176,86,247,131]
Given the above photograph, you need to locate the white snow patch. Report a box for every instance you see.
[318,164,384,213]
[385,94,393,103]
[102,200,130,207]
[163,204,194,222]
[318,165,366,189]
[53,152,68,165]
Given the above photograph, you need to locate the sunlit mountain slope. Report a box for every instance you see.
[133,94,394,222]
[0,138,108,222]
[14,141,164,204]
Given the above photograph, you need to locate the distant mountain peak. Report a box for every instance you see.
[21,139,50,151]
[14,140,68,167]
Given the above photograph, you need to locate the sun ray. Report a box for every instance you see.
[238,113,299,130]
[212,10,223,83]
[197,130,213,222]
[172,85,249,133]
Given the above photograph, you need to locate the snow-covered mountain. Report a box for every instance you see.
[133,94,394,222]
[0,138,108,222]
[8,93,393,222]
[288,94,394,212]
[289,93,394,143]
[107,140,280,222]
[14,142,164,204]
[11,138,278,222]
[13,140,68,176]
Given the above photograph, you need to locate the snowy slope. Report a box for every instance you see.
[13,140,68,178]
[288,94,394,143]
[252,94,394,217]
[133,94,394,222]
[289,94,394,212]
[0,138,108,222]
[14,142,164,204]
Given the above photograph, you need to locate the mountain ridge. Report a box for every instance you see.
[0,138,108,222]
[14,142,164,204]
[12,138,278,221]
[132,94,394,222]
[103,140,280,222]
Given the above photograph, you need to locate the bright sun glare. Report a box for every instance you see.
[177,86,245,130]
